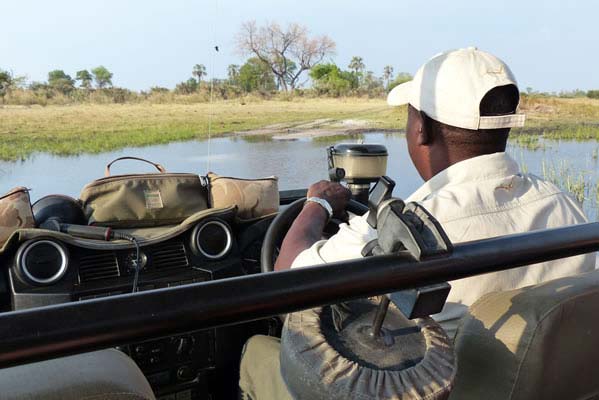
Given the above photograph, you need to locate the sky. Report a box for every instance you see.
[2,0,598,93]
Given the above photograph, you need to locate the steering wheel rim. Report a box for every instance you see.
[260,197,368,273]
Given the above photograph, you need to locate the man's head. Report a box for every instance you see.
[388,48,525,180]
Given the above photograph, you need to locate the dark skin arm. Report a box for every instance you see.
[274,181,351,271]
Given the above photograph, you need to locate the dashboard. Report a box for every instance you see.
[1,211,280,400]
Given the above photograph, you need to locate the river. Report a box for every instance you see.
[0,132,597,220]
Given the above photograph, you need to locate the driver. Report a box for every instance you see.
[239,47,596,399]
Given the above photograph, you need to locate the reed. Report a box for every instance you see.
[541,159,593,206]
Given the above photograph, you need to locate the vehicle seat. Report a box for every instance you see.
[0,348,155,400]
[449,268,599,400]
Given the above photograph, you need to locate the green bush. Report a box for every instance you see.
[48,70,75,94]
[309,63,357,97]
[175,78,199,95]
[558,89,587,98]
[0,70,13,101]
[237,58,276,93]
[588,90,599,99]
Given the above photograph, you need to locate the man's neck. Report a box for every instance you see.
[428,147,506,180]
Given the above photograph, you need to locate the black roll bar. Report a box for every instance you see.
[0,222,598,368]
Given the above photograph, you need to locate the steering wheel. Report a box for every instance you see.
[260,197,369,272]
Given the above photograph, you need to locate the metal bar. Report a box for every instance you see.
[370,296,391,337]
[0,222,598,368]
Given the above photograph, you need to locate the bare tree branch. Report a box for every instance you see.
[236,21,336,91]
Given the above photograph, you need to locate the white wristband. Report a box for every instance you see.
[305,197,333,221]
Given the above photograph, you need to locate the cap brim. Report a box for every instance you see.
[387,80,413,106]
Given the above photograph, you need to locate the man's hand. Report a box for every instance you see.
[274,181,351,271]
[307,181,351,219]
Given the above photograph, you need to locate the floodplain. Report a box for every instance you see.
[1,96,599,219]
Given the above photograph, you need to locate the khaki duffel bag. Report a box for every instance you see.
[208,173,279,220]
[80,157,209,228]
[0,187,35,246]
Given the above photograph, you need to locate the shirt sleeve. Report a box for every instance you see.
[290,213,377,269]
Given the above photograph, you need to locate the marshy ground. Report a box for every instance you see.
[1,96,598,161]
[2,96,599,219]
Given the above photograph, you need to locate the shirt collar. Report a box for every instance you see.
[406,152,520,202]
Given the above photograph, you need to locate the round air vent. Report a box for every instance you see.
[191,219,233,260]
[16,240,69,285]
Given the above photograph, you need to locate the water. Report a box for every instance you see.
[0,133,597,220]
[0,133,421,200]
[507,139,599,221]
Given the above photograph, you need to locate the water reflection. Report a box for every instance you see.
[0,132,596,220]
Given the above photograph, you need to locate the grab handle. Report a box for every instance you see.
[105,157,167,176]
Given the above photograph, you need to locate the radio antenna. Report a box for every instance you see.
[206,0,219,172]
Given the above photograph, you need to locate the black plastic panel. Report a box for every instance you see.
[4,215,275,399]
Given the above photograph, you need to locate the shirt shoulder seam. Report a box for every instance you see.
[437,190,577,224]
[423,172,541,200]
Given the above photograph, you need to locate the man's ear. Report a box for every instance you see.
[417,110,432,145]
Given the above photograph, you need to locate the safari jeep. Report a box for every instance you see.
[0,144,598,400]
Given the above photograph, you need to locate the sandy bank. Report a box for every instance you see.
[233,118,400,140]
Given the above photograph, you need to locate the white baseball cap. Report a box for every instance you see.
[387,47,525,130]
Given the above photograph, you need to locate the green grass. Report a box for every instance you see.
[0,99,403,161]
[510,145,599,220]
[1,95,598,161]
[541,125,599,141]
[509,134,544,150]
[510,96,599,141]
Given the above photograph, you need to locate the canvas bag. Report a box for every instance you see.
[208,173,279,220]
[0,187,35,246]
[80,157,208,228]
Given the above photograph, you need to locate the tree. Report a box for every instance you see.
[382,65,394,89]
[0,69,25,102]
[29,81,49,91]
[348,56,366,87]
[91,66,113,88]
[47,70,75,94]
[149,86,169,94]
[587,90,599,99]
[0,69,14,101]
[309,63,337,81]
[237,21,335,91]
[76,70,93,89]
[227,64,240,84]
[387,72,413,91]
[237,57,276,93]
[361,71,384,95]
[192,64,206,83]
[309,63,358,96]
[348,56,365,75]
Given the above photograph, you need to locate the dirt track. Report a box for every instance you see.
[233,118,400,140]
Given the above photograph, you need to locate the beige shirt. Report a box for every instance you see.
[291,152,596,337]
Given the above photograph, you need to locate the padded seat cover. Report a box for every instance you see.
[0,349,155,400]
[281,300,456,400]
[451,268,599,400]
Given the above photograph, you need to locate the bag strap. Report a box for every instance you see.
[0,187,30,201]
[105,157,167,177]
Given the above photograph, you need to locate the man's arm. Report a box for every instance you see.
[274,181,351,271]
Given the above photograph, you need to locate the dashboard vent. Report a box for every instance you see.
[78,252,120,283]
[151,241,189,270]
